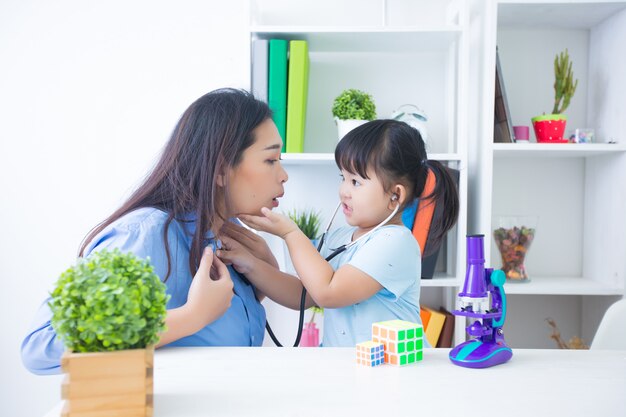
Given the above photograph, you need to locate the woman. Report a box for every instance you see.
[21,88,288,375]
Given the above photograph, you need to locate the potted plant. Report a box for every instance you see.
[49,249,169,417]
[287,209,323,347]
[531,49,578,143]
[284,208,322,273]
[300,306,323,347]
[332,88,377,140]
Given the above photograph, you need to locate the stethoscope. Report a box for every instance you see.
[265,199,400,347]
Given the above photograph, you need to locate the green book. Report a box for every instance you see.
[285,40,309,153]
[268,39,288,152]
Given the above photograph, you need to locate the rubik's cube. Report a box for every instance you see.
[355,341,385,367]
[372,320,423,366]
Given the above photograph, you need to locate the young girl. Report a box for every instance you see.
[219,119,459,346]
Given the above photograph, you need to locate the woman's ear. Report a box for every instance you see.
[216,174,225,187]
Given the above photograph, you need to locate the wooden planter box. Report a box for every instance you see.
[60,347,153,417]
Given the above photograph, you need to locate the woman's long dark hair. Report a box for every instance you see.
[79,88,272,280]
[335,119,459,256]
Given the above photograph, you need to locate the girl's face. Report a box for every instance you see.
[226,118,288,216]
[339,168,395,230]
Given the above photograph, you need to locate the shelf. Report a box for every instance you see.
[421,274,460,288]
[504,276,624,296]
[492,143,626,158]
[281,153,463,165]
[498,1,626,30]
[251,26,462,52]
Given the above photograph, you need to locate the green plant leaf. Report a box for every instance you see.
[552,49,578,114]
[331,89,377,121]
[287,209,322,240]
[49,249,170,352]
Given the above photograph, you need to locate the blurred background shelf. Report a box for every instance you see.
[504,276,624,296]
[493,143,626,158]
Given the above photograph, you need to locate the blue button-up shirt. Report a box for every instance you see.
[21,208,266,375]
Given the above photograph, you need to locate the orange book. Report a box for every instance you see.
[423,306,446,347]
[436,307,455,348]
[420,307,431,330]
[412,169,437,254]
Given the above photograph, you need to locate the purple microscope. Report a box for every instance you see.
[449,235,512,368]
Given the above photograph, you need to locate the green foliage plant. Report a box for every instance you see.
[49,249,169,353]
[552,49,578,114]
[288,209,322,240]
[332,89,377,121]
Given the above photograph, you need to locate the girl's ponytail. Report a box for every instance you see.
[416,160,459,256]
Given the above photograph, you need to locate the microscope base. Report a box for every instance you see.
[449,339,512,369]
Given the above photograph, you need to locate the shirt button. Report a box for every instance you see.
[251,335,255,341]
[340,331,346,335]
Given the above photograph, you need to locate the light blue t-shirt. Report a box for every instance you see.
[21,208,266,375]
[320,225,424,347]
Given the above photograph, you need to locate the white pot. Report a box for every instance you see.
[335,118,368,141]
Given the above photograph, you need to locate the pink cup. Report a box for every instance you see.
[513,126,529,141]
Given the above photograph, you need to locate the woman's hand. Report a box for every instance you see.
[216,235,258,276]
[220,221,278,268]
[239,207,299,240]
[185,247,234,332]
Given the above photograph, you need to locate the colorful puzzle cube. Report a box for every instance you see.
[356,341,385,367]
[372,320,423,366]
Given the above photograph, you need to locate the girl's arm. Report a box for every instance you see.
[283,230,382,308]
[239,209,383,308]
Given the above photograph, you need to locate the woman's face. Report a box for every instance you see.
[226,118,288,216]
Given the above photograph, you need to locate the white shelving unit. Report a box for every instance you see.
[469,0,626,348]
[280,152,463,165]
[248,0,469,346]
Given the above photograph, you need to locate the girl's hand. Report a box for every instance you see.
[220,221,278,268]
[185,247,234,331]
[239,207,298,240]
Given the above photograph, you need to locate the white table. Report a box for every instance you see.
[45,347,626,417]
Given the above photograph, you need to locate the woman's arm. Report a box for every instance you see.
[20,301,66,375]
[21,248,235,373]
[157,248,234,347]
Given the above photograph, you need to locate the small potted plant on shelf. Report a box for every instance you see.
[531,48,578,143]
[332,88,377,141]
[300,306,323,347]
[288,208,322,245]
[285,208,322,272]
[49,248,169,417]
[287,209,323,347]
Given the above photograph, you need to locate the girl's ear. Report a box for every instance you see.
[389,184,407,209]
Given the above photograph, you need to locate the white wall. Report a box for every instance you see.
[0,1,248,415]
[588,7,626,143]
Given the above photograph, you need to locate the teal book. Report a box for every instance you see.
[285,40,309,153]
[268,39,288,152]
